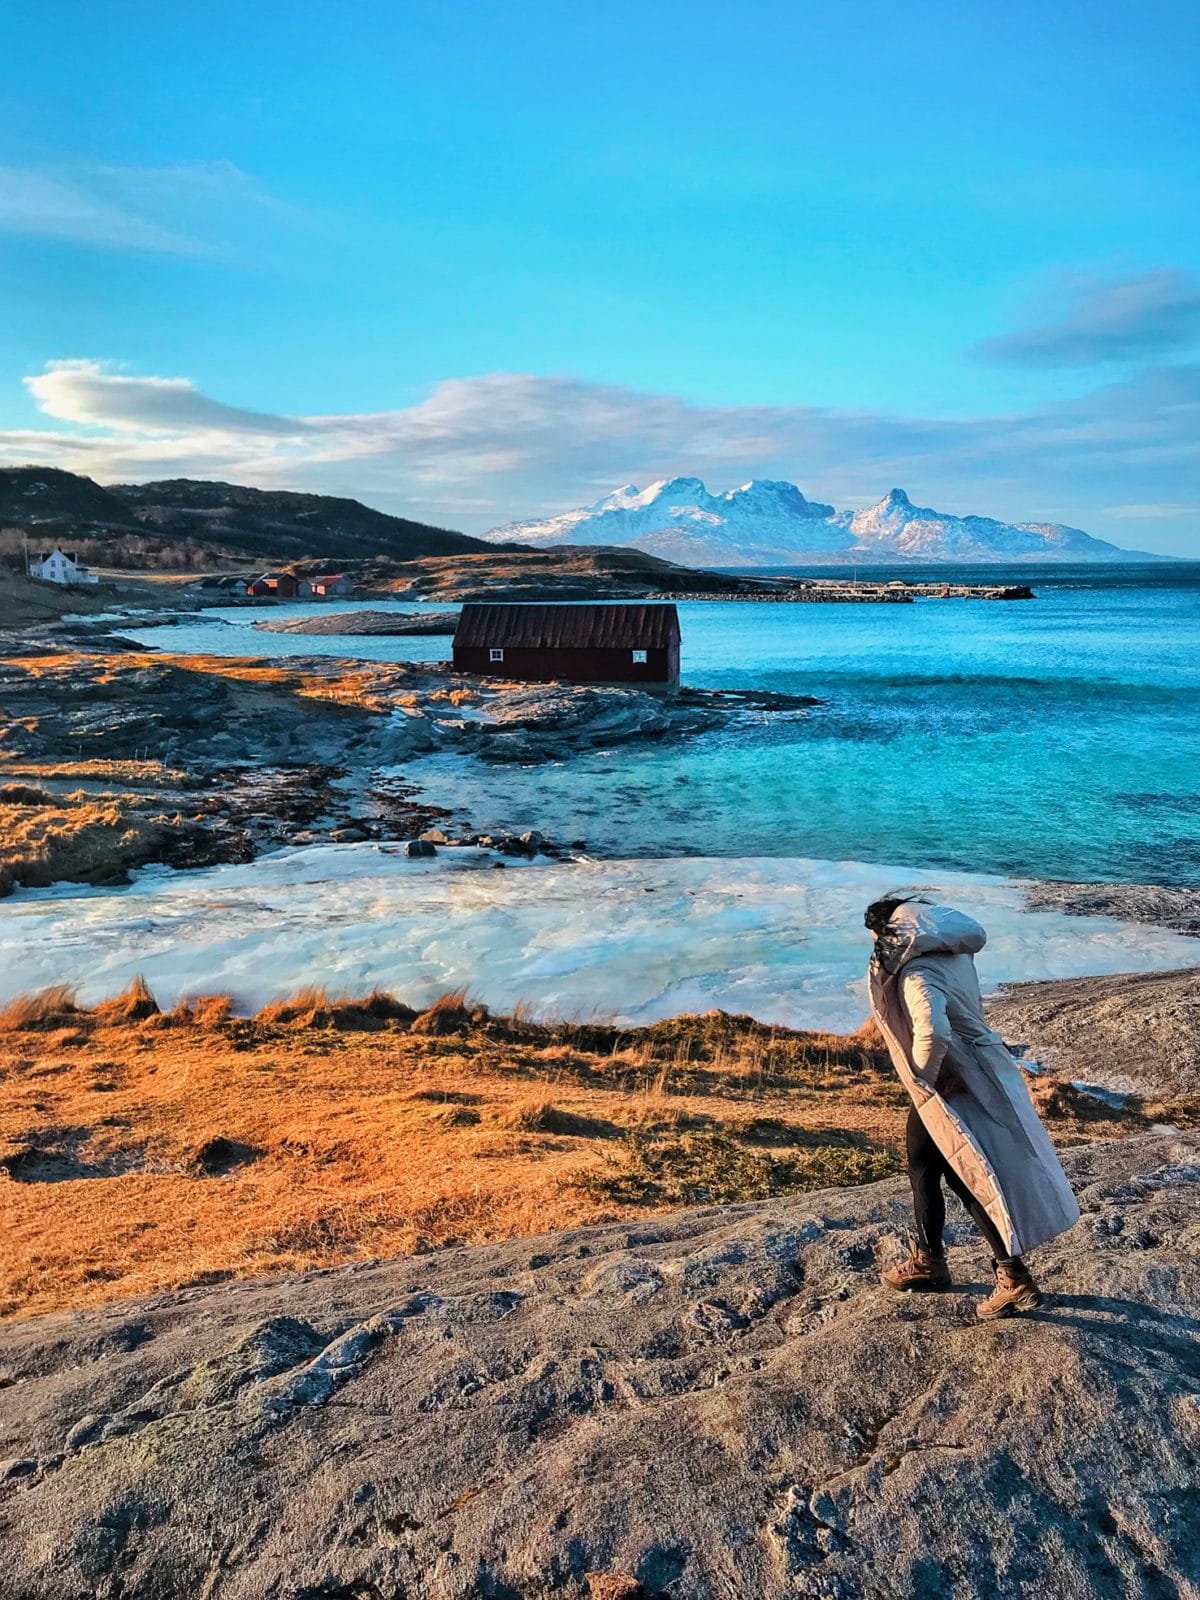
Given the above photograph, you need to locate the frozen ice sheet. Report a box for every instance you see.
[2,845,1195,1032]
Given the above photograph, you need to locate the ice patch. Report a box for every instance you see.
[1,846,1196,1031]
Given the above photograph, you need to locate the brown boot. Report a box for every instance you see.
[881,1244,953,1293]
[976,1258,1042,1320]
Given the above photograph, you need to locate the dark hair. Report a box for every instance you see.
[864,896,908,935]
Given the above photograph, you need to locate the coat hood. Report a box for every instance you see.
[871,893,987,975]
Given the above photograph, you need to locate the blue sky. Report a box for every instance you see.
[1,0,1198,550]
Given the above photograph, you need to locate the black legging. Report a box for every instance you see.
[906,1105,1013,1262]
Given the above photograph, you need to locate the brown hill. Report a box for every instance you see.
[115,477,490,561]
[0,466,490,566]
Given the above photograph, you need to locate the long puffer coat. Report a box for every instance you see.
[868,896,1080,1257]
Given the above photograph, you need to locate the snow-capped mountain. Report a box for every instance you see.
[486,479,1143,565]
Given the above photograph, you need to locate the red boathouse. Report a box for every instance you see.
[452,602,681,687]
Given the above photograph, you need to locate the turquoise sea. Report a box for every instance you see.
[121,561,1200,889]
[26,560,1199,1024]
[406,562,1200,887]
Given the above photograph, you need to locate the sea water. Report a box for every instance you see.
[66,561,1200,1025]
[117,563,1200,887]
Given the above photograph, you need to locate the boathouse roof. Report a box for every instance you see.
[453,602,680,652]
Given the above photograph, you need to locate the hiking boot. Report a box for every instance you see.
[976,1259,1043,1320]
[881,1245,952,1293]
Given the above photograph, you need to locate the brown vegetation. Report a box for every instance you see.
[0,980,1167,1320]
[0,779,229,897]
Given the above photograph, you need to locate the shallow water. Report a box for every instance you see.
[117,564,1200,886]
[4,845,1196,1031]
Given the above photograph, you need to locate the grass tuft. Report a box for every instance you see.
[93,975,160,1023]
[170,993,234,1028]
[574,1128,903,1207]
[255,986,335,1028]
[0,984,83,1031]
[0,784,53,806]
[410,989,488,1036]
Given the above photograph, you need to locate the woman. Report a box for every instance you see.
[865,893,1079,1320]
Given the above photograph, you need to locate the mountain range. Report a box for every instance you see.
[486,479,1150,565]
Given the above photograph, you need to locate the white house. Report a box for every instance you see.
[28,547,99,585]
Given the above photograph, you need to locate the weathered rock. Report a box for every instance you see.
[329,824,371,842]
[404,838,437,857]
[1,1133,1198,1599]
[1023,880,1200,938]
[988,967,1200,1096]
[254,609,461,637]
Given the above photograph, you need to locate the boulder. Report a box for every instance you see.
[405,838,437,858]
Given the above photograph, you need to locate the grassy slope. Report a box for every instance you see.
[0,981,1156,1319]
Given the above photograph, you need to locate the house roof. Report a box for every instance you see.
[453,602,680,651]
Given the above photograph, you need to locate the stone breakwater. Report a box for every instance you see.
[1,1130,1197,1599]
[658,582,1036,603]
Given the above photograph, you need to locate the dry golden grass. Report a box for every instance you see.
[0,982,1157,1321]
[160,652,423,714]
[0,785,199,896]
[0,759,188,786]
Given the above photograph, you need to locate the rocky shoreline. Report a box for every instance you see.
[1022,878,1200,937]
[253,608,460,636]
[987,966,1200,1099]
[0,617,820,894]
[4,598,1198,965]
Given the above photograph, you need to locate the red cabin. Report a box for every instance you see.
[452,602,681,687]
[245,572,299,598]
[305,573,353,598]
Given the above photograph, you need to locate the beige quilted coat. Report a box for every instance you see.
[868,897,1080,1257]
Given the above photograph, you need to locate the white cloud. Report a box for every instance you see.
[0,161,297,256]
[27,360,308,436]
[974,269,1200,368]
[3,358,1198,551]
[0,166,205,255]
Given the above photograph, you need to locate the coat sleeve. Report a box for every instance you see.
[900,969,953,1087]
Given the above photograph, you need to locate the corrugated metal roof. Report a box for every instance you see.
[453,602,680,651]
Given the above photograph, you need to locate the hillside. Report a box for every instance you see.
[489,478,1149,566]
[0,466,489,566]
[115,477,489,562]
[0,466,140,531]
